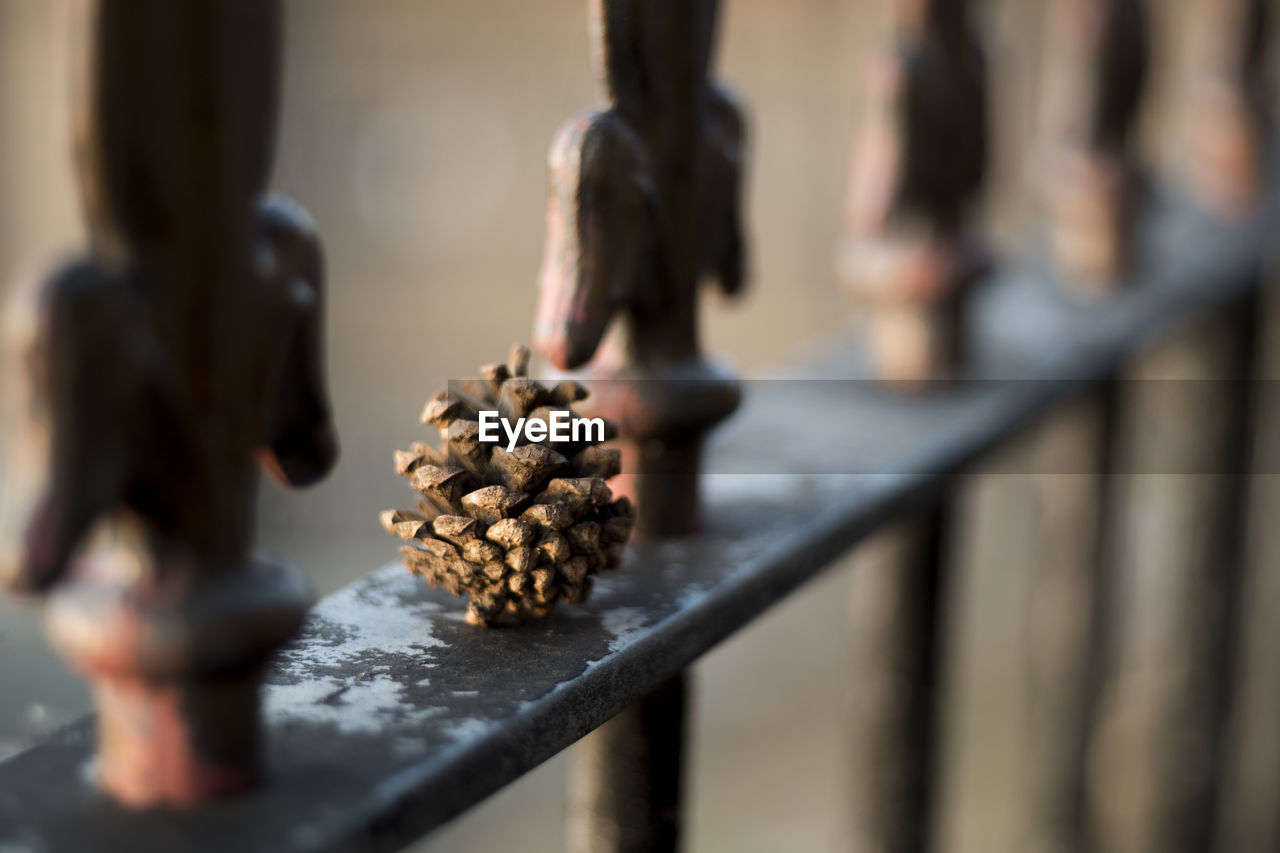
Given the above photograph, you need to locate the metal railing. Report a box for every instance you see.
[0,1,1276,852]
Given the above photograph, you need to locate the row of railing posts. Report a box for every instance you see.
[1,0,1276,851]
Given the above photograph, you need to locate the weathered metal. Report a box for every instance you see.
[536,2,747,850]
[839,0,989,384]
[1040,0,1150,288]
[840,3,990,850]
[1184,0,1272,218]
[3,0,337,808]
[535,0,747,540]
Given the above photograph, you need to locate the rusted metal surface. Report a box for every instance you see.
[536,2,748,848]
[839,0,989,384]
[2,0,337,808]
[0,183,1266,851]
[535,0,747,540]
[1183,0,1272,219]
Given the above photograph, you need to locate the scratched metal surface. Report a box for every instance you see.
[0,188,1268,853]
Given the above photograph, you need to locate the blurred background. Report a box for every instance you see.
[0,1,1272,851]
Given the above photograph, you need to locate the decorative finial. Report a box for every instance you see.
[535,0,747,538]
[5,0,337,807]
[1042,0,1150,288]
[839,0,990,382]
[382,346,635,626]
[1185,0,1271,218]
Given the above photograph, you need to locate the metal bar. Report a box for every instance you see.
[568,674,687,853]
[1,0,337,809]
[1216,261,1280,853]
[1019,389,1116,853]
[1087,302,1257,853]
[1041,0,1151,286]
[535,2,749,849]
[839,0,988,385]
[841,1,989,849]
[849,506,952,853]
[1182,0,1272,218]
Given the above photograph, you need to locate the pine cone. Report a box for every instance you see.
[381,345,635,626]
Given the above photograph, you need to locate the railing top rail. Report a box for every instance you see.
[0,184,1270,853]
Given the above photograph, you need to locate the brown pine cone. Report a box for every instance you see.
[381,345,634,625]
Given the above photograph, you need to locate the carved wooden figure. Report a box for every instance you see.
[1042,0,1150,288]
[839,0,989,383]
[4,0,337,808]
[536,0,747,540]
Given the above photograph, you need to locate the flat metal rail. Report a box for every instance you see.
[0,187,1268,852]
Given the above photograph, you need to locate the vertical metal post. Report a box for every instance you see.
[1084,3,1267,847]
[4,0,337,808]
[536,2,748,850]
[1040,0,1150,288]
[848,506,953,853]
[840,0,988,850]
[568,677,687,853]
[1087,305,1256,853]
[839,0,989,387]
[1020,390,1116,853]
[1182,0,1271,218]
[1216,264,1280,853]
[1020,2,1152,845]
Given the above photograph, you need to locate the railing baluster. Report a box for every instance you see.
[1019,389,1115,853]
[848,506,953,853]
[1184,0,1271,217]
[841,0,988,850]
[1079,3,1268,849]
[1042,0,1150,287]
[1216,260,1280,853]
[3,0,336,808]
[1088,305,1257,853]
[840,0,988,386]
[536,1,747,850]
[1017,2,1153,847]
[568,676,687,853]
